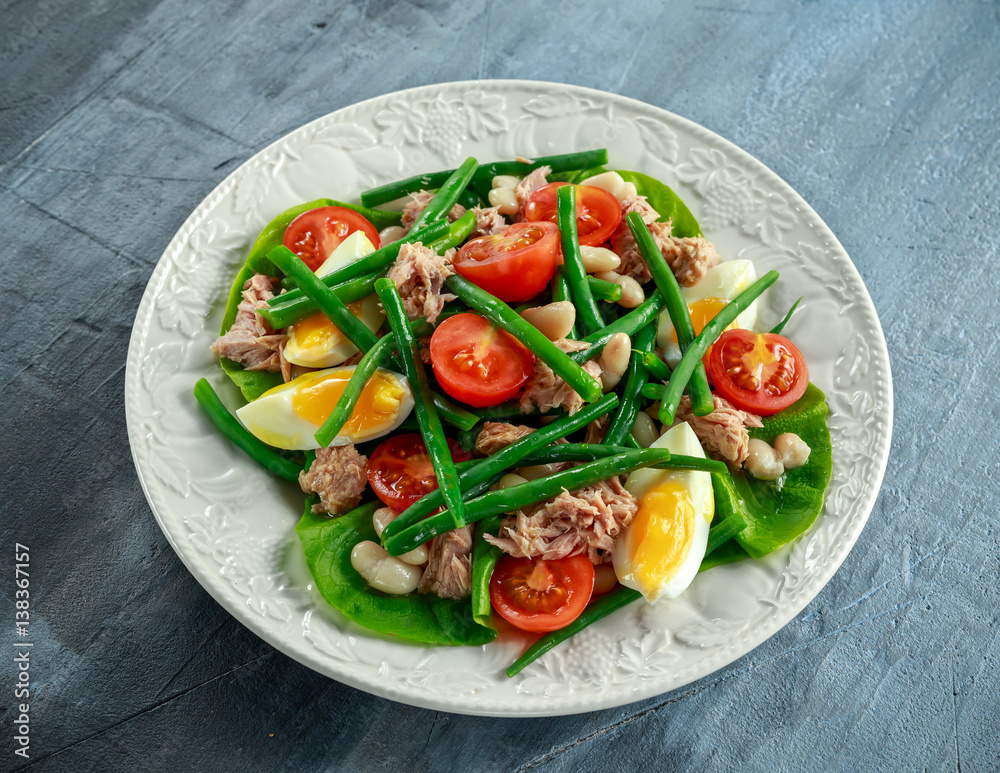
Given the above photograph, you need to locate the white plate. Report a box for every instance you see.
[125,80,892,717]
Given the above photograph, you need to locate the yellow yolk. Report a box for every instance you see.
[290,301,365,350]
[669,297,737,343]
[291,370,406,435]
[627,480,701,597]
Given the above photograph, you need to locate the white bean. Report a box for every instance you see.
[774,433,811,469]
[595,271,645,308]
[520,301,577,341]
[744,439,785,481]
[379,225,407,245]
[599,332,631,391]
[350,540,423,595]
[518,463,563,481]
[630,411,659,448]
[487,186,519,216]
[491,174,521,190]
[371,507,428,565]
[580,245,621,273]
[580,171,626,201]
[492,473,528,491]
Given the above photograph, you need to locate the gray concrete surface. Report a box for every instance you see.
[1,0,997,770]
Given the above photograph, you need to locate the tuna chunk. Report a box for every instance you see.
[211,274,290,380]
[485,476,638,564]
[609,195,674,283]
[298,444,369,515]
[475,422,535,456]
[583,415,609,445]
[419,525,473,599]
[401,190,466,233]
[470,205,509,237]
[514,165,551,220]
[385,242,456,323]
[676,394,763,467]
[518,338,602,416]
[661,236,721,288]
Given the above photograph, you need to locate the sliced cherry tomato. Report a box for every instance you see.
[705,329,809,416]
[523,182,622,247]
[366,433,471,511]
[429,314,535,408]
[489,554,595,633]
[453,221,559,302]
[283,206,381,272]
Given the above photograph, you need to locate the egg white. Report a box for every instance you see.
[315,230,377,278]
[236,366,414,450]
[614,422,715,602]
[656,260,760,366]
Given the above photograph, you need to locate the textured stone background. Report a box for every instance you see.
[1,0,998,771]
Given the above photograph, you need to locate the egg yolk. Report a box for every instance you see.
[628,480,695,595]
[291,370,405,436]
[669,297,737,343]
[289,301,365,350]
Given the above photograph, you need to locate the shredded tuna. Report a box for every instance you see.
[211,274,290,379]
[417,336,432,365]
[514,165,551,219]
[475,422,535,456]
[485,477,638,565]
[584,415,609,445]
[661,237,721,288]
[385,242,456,323]
[518,338,603,416]
[401,190,466,233]
[419,526,473,599]
[298,445,369,515]
[470,205,508,237]
[609,195,674,283]
[676,394,763,467]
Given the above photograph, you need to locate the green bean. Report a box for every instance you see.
[426,210,475,255]
[381,393,620,543]
[550,267,579,339]
[312,334,396,447]
[626,211,713,418]
[410,157,478,232]
[266,246,380,352]
[260,271,383,329]
[604,323,656,446]
[506,586,642,677]
[587,275,623,303]
[360,149,610,207]
[557,185,604,335]
[193,378,302,482]
[659,270,780,424]
[387,448,671,555]
[430,392,480,433]
[445,275,603,403]
[470,515,504,629]
[269,220,450,304]
[515,444,727,474]
[376,278,465,529]
[769,297,802,335]
[640,350,673,382]
[705,513,747,555]
[568,291,666,363]
[458,186,482,210]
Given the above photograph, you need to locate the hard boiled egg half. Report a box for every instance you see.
[236,366,414,450]
[613,422,715,602]
[283,231,384,368]
[657,260,760,366]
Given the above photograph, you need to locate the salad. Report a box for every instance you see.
[194,149,832,675]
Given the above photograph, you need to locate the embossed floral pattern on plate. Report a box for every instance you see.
[125,80,892,717]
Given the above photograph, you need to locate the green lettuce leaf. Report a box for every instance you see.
[295,502,498,647]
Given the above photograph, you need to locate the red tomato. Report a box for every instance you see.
[489,554,595,633]
[429,314,535,408]
[706,330,809,416]
[366,433,471,511]
[523,182,622,247]
[453,221,559,302]
[283,206,381,272]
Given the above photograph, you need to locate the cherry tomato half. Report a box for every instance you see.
[705,329,809,416]
[489,554,595,633]
[523,182,622,247]
[366,433,471,511]
[453,221,559,302]
[283,206,381,272]
[429,314,536,409]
